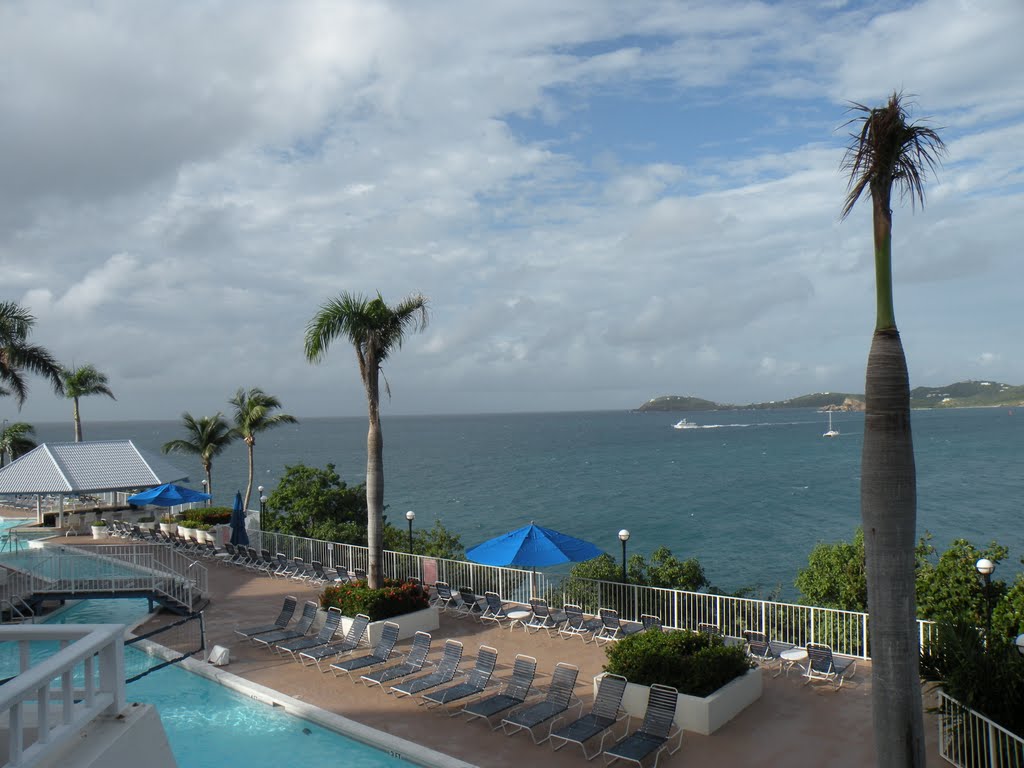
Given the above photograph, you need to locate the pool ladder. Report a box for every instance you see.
[0,595,35,624]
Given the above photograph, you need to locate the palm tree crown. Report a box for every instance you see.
[304,291,429,588]
[0,421,37,467]
[161,412,235,502]
[0,301,63,407]
[230,387,297,510]
[62,363,116,442]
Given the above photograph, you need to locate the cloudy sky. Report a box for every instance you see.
[2,0,1022,422]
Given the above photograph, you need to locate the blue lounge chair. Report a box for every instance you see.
[594,608,625,645]
[455,587,485,620]
[462,654,537,728]
[743,630,784,675]
[252,600,318,649]
[299,613,371,671]
[479,591,513,628]
[274,606,343,660]
[559,603,601,642]
[330,622,401,682]
[500,662,581,744]
[233,595,298,642]
[550,673,629,760]
[524,597,565,636]
[803,643,857,690]
[641,614,663,633]
[697,622,722,637]
[421,645,498,713]
[430,581,460,614]
[389,639,464,698]
[602,684,683,768]
[361,631,433,689]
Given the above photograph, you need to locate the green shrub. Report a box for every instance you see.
[190,507,232,525]
[603,629,753,697]
[137,516,155,523]
[319,579,429,622]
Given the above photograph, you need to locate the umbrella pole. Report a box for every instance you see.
[531,567,536,599]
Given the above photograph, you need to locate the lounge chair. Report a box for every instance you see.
[252,600,319,649]
[641,614,663,633]
[273,606,344,660]
[420,645,498,712]
[479,591,513,628]
[803,642,857,690]
[330,622,402,682]
[594,608,625,645]
[462,654,537,727]
[299,613,371,671]
[390,639,464,699]
[743,630,783,675]
[550,673,629,760]
[559,603,601,642]
[697,622,723,637]
[524,597,565,636]
[602,684,683,768]
[271,552,296,578]
[234,595,298,642]
[500,662,581,744]
[361,631,433,689]
[455,587,485,620]
[352,567,367,581]
[430,581,460,614]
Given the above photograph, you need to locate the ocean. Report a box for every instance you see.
[16,407,1024,599]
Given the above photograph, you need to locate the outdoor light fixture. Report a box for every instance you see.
[406,510,416,554]
[1016,633,1024,657]
[259,495,267,515]
[618,529,630,584]
[976,558,996,642]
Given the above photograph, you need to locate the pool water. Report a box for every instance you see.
[9,600,410,768]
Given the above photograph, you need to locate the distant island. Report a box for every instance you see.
[636,380,1024,413]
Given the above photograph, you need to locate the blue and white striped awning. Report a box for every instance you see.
[0,440,188,495]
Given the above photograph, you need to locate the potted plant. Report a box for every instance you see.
[178,519,198,538]
[159,514,178,535]
[137,516,156,530]
[90,519,108,540]
[193,522,213,543]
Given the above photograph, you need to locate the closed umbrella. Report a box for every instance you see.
[230,491,249,547]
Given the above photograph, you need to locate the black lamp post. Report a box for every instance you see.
[258,486,265,514]
[618,529,630,583]
[406,510,416,554]
[201,479,209,506]
[976,557,995,643]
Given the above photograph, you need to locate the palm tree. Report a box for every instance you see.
[841,91,945,768]
[304,291,429,588]
[0,301,63,407]
[0,421,37,467]
[62,363,116,442]
[230,387,297,510]
[161,413,235,503]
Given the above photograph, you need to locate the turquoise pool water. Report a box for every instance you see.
[7,600,410,768]
[0,548,160,580]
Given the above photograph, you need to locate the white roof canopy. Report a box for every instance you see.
[0,440,188,495]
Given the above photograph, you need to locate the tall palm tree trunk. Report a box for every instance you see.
[204,463,214,505]
[73,397,83,442]
[244,439,255,510]
[365,363,384,589]
[863,192,924,767]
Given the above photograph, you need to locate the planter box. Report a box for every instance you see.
[91,525,108,540]
[594,667,762,736]
[159,522,177,535]
[338,606,439,647]
[137,521,157,530]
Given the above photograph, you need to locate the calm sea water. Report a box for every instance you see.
[23,407,1024,598]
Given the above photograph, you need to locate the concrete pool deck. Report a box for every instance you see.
[62,536,945,767]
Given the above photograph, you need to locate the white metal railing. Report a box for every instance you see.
[243,527,946,660]
[1,544,207,613]
[0,624,127,768]
[938,689,1024,767]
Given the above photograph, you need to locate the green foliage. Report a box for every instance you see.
[603,629,752,697]
[795,528,867,610]
[916,538,1009,625]
[635,546,709,590]
[992,571,1024,640]
[319,579,429,622]
[382,519,466,560]
[920,619,1024,738]
[264,463,369,544]
[189,507,232,525]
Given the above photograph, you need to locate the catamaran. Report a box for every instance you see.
[823,411,840,438]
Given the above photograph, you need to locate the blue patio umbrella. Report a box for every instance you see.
[465,523,603,568]
[230,491,249,547]
[127,483,211,507]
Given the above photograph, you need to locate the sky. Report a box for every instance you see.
[2,0,1023,423]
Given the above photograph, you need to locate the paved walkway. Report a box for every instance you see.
[47,535,945,767]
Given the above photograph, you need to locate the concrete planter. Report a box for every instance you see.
[159,522,177,535]
[90,525,108,540]
[594,667,762,736]
[137,521,157,531]
[338,606,439,647]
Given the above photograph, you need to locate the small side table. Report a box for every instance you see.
[506,609,531,632]
[779,647,808,677]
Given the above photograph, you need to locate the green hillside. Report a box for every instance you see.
[637,380,1024,412]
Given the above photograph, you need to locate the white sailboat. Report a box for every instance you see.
[823,411,840,438]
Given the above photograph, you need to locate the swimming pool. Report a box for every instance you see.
[10,600,412,768]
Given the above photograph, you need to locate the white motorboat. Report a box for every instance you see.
[673,419,699,429]
[823,411,840,438]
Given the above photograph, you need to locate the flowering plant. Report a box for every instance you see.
[319,578,429,622]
